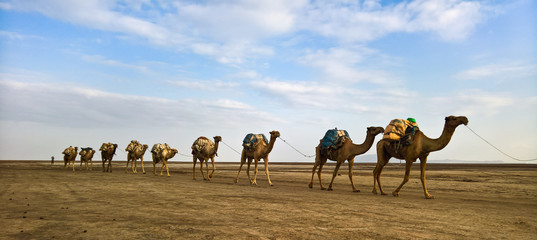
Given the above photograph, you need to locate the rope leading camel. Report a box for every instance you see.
[373,115,469,199]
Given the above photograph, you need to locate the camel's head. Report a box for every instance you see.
[169,148,178,158]
[367,126,385,136]
[269,130,280,138]
[445,116,469,127]
[214,136,222,142]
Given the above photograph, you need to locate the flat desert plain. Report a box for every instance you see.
[1,160,536,239]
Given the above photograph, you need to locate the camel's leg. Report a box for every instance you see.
[317,158,328,190]
[234,152,246,183]
[80,160,83,170]
[309,158,320,188]
[203,159,210,181]
[160,160,165,176]
[209,157,215,179]
[153,160,157,176]
[133,158,137,173]
[252,158,259,185]
[192,156,197,180]
[165,160,170,177]
[263,158,273,186]
[125,159,130,173]
[247,158,255,185]
[348,158,359,192]
[373,144,390,195]
[90,159,93,171]
[419,156,433,199]
[199,159,207,180]
[140,157,145,174]
[327,160,343,191]
[102,160,106,172]
[393,160,413,197]
[108,161,112,172]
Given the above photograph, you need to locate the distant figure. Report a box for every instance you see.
[51,156,55,165]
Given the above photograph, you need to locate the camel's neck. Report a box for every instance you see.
[422,123,458,152]
[349,133,376,156]
[263,136,278,154]
[213,141,220,155]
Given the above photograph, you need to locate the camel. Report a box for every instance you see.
[309,127,385,192]
[151,143,178,177]
[99,143,118,172]
[125,140,149,174]
[79,147,96,171]
[62,146,78,172]
[192,136,222,181]
[373,115,469,199]
[235,131,280,186]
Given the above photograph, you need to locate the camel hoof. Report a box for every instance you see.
[320,187,326,190]
[327,188,333,191]
[353,189,360,193]
[372,190,378,195]
[381,192,387,195]
[392,192,400,197]
[425,195,434,199]
[308,183,313,189]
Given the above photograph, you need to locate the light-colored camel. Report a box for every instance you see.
[125,141,148,174]
[373,115,469,199]
[309,126,385,192]
[62,146,78,172]
[79,148,96,171]
[99,143,118,172]
[192,136,222,181]
[235,131,280,186]
[151,143,178,177]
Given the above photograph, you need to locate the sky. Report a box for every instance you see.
[0,0,536,163]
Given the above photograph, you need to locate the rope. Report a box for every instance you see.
[278,137,315,158]
[465,125,537,162]
[177,151,192,158]
[221,141,242,155]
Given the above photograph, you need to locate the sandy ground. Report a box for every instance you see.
[0,160,536,239]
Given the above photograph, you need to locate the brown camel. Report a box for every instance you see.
[235,131,280,186]
[192,136,222,181]
[79,147,96,171]
[373,115,469,199]
[99,143,118,172]
[151,143,178,177]
[309,126,385,192]
[125,141,149,174]
[62,146,78,172]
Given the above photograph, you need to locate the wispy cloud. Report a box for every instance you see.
[455,62,537,80]
[81,55,151,73]
[428,89,514,116]
[0,80,280,129]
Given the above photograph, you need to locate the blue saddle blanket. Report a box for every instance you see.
[243,133,268,149]
[321,129,351,150]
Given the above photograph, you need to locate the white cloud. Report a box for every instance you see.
[428,89,514,116]
[81,55,150,73]
[455,62,537,80]
[0,80,279,129]
[167,79,240,91]
[298,0,489,42]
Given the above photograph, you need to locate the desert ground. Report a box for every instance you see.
[1,160,536,239]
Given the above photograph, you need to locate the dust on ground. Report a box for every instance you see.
[1,161,536,239]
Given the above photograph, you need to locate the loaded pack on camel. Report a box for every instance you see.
[242,133,268,151]
[151,143,170,155]
[320,128,351,159]
[383,118,419,147]
[191,137,215,155]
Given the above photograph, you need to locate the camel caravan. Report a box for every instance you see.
[59,115,468,199]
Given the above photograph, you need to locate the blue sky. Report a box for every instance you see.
[0,0,536,163]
